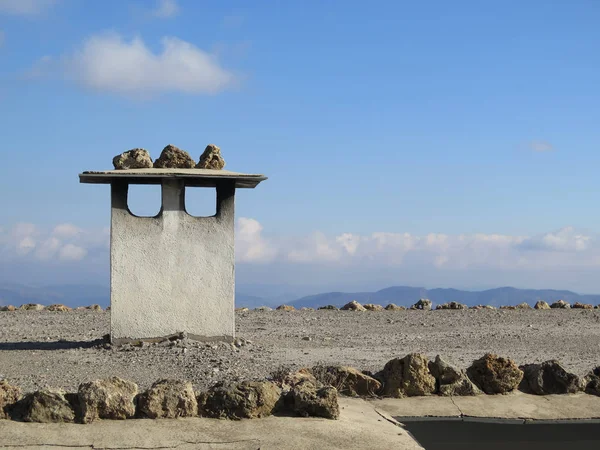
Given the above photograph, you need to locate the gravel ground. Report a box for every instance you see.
[1,309,600,394]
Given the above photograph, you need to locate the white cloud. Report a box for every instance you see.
[0,222,106,263]
[0,0,56,15]
[59,244,87,261]
[530,141,554,152]
[40,32,235,96]
[151,0,179,19]
[52,223,82,238]
[518,227,591,252]
[236,218,277,262]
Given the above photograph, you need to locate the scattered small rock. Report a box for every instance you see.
[436,302,467,310]
[429,355,481,396]
[276,305,296,311]
[363,304,384,311]
[138,379,197,419]
[196,144,225,170]
[385,304,405,311]
[153,144,195,169]
[410,299,432,311]
[254,306,273,312]
[78,377,138,423]
[534,301,551,310]
[572,302,593,309]
[19,304,44,311]
[302,336,311,341]
[341,301,366,311]
[318,305,339,310]
[378,353,436,397]
[300,307,315,311]
[520,360,580,395]
[199,381,281,420]
[515,302,532,310]
[550,300,571,309]
[45,304,72,312]
[112,148,153,170]
[467,354,523,394]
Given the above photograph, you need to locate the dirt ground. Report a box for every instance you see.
[1,309,599,394]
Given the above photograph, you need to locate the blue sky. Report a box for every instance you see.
[1,0,600,293]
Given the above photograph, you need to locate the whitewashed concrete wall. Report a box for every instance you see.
[110,179,235,344]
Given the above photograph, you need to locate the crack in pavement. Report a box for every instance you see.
[449,396,464,417]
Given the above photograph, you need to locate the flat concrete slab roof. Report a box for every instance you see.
[79,168,267,188]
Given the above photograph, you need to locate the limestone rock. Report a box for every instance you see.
[318,305,339,310]
[199,381,281,420]
[410,299,432,311]
[276,305,295,311]
[18,389,75,423]
[276,368,318,390]
[196,144,225,170]
[534,301,551,310]
[153,144,195,169]
[584,367,600,396]
[0,380,21,420]
[19,303,44,311]
[520,360,580,395]
[467,354,523,394]
[311,366,381,397]
[254,306,273,312]
[300,307,315,311]
[78,376,138,423]
[138,379,197,419]
[341,301,367,311]
[378,353,436,398]
[515,302,532,310]
[112,148,153,170]
[363,303,384,311]
[235,307,249,312]
[289,380,339,420]
[550,300,571,309]
[572,302,594,309]
[0,305,16,311]
[385,304,406,311]
[499,305,516,310]
[470,305,496,310]
[436,302,467,310]
[46,304,72,312]
[86,304,103,312]
[428,355,481,396]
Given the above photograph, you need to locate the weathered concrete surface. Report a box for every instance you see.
[0,398,423,450]
[109,179,236,343]
[372,392,600,422]
[80,168,267,188]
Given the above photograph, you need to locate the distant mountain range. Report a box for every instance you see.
[2,283,600,309]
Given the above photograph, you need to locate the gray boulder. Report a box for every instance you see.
[199,381,281,420]
[410,299,432,311]
[78,376,138,423]
[17,389,75,423]
[0,380,21,419]
[428,355,481,396]
[112,148,153,170]
[584,367,600,396]
[385,304,406,311]
[138,379,197,419]
[550,300,571,309]
[378,353,436,397]
[153,144,195,169]
[196,144,225,170]
[436,302,467,310]
[520,360,580,395]
[467,353,523,394]
[289,380,339,420]
[341,301,366,311]
[311,365,381,397]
